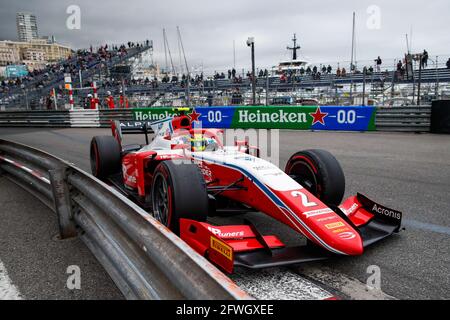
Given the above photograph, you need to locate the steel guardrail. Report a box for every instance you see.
[0,139,251,300]
[375,105,431,132]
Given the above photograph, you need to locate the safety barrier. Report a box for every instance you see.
[0,139,251,300]
[0,109,128,128]
[0,106,433,132]
[0,110,71,127]
[375,106,431,132]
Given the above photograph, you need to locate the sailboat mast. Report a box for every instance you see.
[163,28,168,73]
[350,12,356,102]
[177,26,191,107]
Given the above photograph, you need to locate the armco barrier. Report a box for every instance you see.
[0,106,433,132]
[69,109,100,128]
[375,106,431,132]
[0,110,71,127]
[0,139,251,300]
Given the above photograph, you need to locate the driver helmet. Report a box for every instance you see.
[190,134,217,152]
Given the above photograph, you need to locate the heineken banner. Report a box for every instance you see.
[132,106,376,131]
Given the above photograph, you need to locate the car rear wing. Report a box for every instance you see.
[111,120,154,146]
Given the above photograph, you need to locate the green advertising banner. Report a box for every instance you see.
[132,106,376,131]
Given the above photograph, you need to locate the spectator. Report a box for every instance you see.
[228,69,232,79]
[327,65,332,74]
[119,92,129,109]
[321,65,327,74]
[363,66,368,75]
[87,94,98,110]
[396,60,404,80]
[105,91,115,109]
[231,68,236,79]
[421,50,429,68]
[375,56,382,72]
[336,67,341,77]
[341,68,347,77]
[397,60,403,72]
[447,58,450,69]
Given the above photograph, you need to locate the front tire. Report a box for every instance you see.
[285,149,345,207]
[151,161,208,234]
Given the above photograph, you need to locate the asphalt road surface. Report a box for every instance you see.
[0,175,123,299]
[0,127,449,300]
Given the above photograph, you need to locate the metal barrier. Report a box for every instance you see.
[0,139,251,300]
[375,105,431,132]
[0,110,71,127]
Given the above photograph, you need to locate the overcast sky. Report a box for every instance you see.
[1,0,449,73]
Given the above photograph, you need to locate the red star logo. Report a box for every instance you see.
[309,107,328,126]
[188,109,201,122]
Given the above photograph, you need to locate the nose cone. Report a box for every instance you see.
[330,231,364,256]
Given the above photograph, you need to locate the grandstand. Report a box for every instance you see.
[1,47,449,109]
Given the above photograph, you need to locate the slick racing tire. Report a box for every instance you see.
[151,161,208,234]
[90,136,121,179]
[285,149,345,207]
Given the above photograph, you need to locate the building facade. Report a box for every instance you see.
[0,40,72,70]
[16,12,39,42]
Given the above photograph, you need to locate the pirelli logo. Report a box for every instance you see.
[325,221,346,230]
[210,237,233,261]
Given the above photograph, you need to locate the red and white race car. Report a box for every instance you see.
[90,109,402,273]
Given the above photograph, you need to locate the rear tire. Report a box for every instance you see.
[151,161,208,234]
[90,136,121,179]
[285,149,345,207]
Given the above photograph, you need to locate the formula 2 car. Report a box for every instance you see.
[90,108,403,273]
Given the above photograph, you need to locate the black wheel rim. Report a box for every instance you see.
[152,173,170,226]
[289,160,320,196]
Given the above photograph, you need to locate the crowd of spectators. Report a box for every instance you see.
[0,40,149,96]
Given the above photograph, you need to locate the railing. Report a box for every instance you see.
[375,105,431,132]
[0,139,251,300]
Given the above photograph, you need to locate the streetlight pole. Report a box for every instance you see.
[247,37,256,105]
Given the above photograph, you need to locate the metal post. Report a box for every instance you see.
[79,69,83,88]
[251,42,256,105]
[266,74,269,106]
[121,78,126,109]
[362,70,366,106]
[53,88,58,110]
[233,40,236,69]
[391,59,396,105]
[435,56,439,99]
[24,89,29,110]
[417,54,422,105]
[49,168,77,239]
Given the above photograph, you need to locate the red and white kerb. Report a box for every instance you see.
[0,155,50,185]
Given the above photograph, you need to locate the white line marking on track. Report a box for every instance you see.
[296,265,397,300]
[0,259,22,300]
